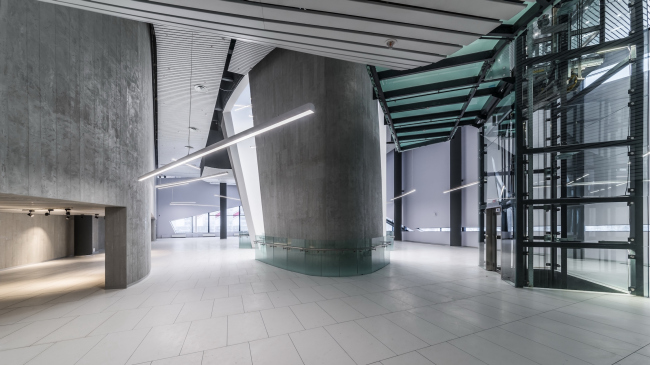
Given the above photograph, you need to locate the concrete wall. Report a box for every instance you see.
[0,0,155,287]
[250,49,383,241]
[156,180,241,238]
[0,213,73,270]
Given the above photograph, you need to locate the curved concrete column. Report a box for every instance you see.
[249,49,382,241]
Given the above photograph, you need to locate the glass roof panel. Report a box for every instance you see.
[380,62,484,92]
[385,89,471,108]
[394,116,476,129]
[464,95,491,112]
[391,103,464,119]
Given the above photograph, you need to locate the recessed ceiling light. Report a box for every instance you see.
[194,84,208,93]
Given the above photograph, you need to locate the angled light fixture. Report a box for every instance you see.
[391,189,416,200]
[138,103,315,181]
[171,158,200,170]
[156,172,228,189]
[443,181,479,194]
[215,195,240,201]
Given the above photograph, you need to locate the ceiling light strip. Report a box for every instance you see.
[139,103,315,181]
[443,181,478,194]
[215,195,241,201]
[156,172,228,189]
[391,189,416,200]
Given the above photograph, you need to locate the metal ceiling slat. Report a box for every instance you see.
[381,0,526,20]
[228,41,275,75]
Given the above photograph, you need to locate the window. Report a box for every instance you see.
[170,217,192,234]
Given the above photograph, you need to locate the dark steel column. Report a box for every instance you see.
[478,128,486,266]
[514,31,526,288]
[394,151,403,241]
[220,183,228,239]
[450,128,462,246]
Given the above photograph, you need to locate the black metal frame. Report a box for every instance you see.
[149,24,159,168]
[507,0,647,296]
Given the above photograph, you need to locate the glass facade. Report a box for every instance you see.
[170,206,247,236]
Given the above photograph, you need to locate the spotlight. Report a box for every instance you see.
[45,209,53,217]
[95,214,99,219]
[65,209,71,220]
[27,210,34,218]
[81,214,84,219]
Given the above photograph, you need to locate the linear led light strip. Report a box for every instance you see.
[391,189,416,201]
[170,203,220,207]
[215,195,240,201]
[171,158,199,170]
[139,103,315,181]
[156,173,228,189]
[443,181,478,194]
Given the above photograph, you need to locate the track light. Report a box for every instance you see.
[27,210,34,218]
[65,209,71,220]
[155,173,227,189]
[391,189,416,200]
[215,195,240,201]
[95,214,99,219]
[45,209,53,217]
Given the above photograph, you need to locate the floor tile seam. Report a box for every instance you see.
[438,297,529,322]
[517,314,641,350]
[464,294,541,316]
[314,300,366,322]
[381,311,457,344]
[551,305,650,337]
[124,327,154,365]
[286,332,308,365]
[613,351,650,364]
[430,300,527,325]
[439,339,493,365]
[41,310,116,344]
[0,339,56,354]
[497,319,621,364]
[449,327,547,365]
[0,321,30,340]
[1,303,57,324]
[126,306,154,332]
[574,297,650,320]
[532,304,649,347]
[70,333,109,365]
[322,321,393,365]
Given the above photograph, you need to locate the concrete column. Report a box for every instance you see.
[450,129,462,246]
[220,183,227,239]
[249,49,382,241]
[393,151,403,241]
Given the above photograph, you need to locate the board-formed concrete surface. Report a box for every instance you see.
[250,49,383,241]
[0,0,155,287]
[0,238,649,365]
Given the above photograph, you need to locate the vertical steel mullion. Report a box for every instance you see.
[515,31,527,288]
[558,11,570,289]
[629,0,645,296]
[478,127,480,267]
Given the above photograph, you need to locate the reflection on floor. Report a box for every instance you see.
[0,237,649,365]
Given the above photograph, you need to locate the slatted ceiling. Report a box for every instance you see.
[228,42,274,75]
[381,0,528,20]
[41,0,518,71]
[259,2,500,35]
[155,25,230,177]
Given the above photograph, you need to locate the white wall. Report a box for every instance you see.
[223,77,265,239]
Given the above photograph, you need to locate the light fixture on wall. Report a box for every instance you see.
[95,214,99,219]
[443,181,479,194]
[65,209,71,220]
[138,103,315,181]
[27,210,34,218]
[171,158,200,170]
[45,209,53,217]
[155,172,228,189]
[391,189,416,200]
[215,195,240,201]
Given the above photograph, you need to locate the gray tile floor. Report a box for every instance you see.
[0,237,649,365]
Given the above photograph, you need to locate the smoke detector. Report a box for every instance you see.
[194,84,209,93]
[385,39,397,49]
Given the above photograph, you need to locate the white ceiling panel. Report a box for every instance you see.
[39,0,519,69]
[228,41,275,75]
[155,26,230,177]
[382,0,527,21]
